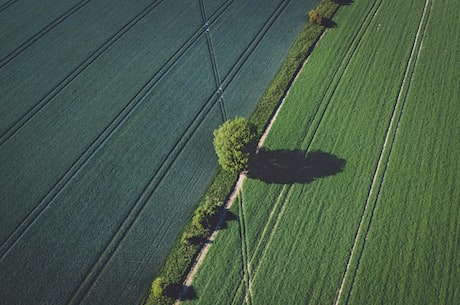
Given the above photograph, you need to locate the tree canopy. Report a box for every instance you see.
[213,117,256,173]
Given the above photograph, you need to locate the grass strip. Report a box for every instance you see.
[143,1,340,304]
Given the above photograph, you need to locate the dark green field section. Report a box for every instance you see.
[0,0,318,304]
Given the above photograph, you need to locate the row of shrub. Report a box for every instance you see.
[144,1,341,304]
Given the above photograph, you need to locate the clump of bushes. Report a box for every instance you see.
[186,195,221,243]
[151,277,166,299]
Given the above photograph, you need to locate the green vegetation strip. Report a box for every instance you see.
[144,1,340,304]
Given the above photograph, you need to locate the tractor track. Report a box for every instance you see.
[334,1,432,304]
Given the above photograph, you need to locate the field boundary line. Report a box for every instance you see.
[0,0,93,68]
[0,0,19,13]
[0,0,238,260]
[334,1,432,304]
[175,172,247,304]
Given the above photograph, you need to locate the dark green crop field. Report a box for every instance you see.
[185,0,459,304]
[0,0,319,304]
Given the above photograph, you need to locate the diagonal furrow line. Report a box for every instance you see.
[0,0,19,13]
[231,185,293,304]
[0,0,93,68]
[0,0,241,147]
[248,186,288,267]
[240,190,253,305]
[65,93,226,305]
[199,0,226,122]
[0,0,238,258]
[220,0,292,93]
[237,193,251,305]
[0,0,165,147]
[334,2,432,304]
[249,187,294,285]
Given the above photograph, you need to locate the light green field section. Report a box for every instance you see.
[345,0,460,304]
[186,0,459,304]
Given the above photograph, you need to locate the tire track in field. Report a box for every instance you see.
[294,0,384,150]
[0,0,166,147]
[199,0,227,122]
[219,0,292,93]
[237,190,253,305]
[0,0,238,147]
[334,1,432,304]
[232,0,385,299]
[230,185,289,305]
[0,0,239,260]
[0,0,93,67]
[0,0,18,13]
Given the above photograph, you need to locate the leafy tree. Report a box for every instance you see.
[309,10,323,25]
[213,117,256,173]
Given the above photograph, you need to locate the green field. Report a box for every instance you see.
[185,0,460,304]
[0,1,319,304]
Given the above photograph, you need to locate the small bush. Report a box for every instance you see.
[309,10,323,25]
[151,277,166,299]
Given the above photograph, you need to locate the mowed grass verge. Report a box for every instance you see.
[183,0,459,304]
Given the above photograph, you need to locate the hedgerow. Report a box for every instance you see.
[143,0,340,304]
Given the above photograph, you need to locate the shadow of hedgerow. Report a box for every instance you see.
[247,149,346,184]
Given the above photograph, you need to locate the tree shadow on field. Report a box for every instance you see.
[167,284,197,301]
[217,210,238,230]
[247,149,346,184]
[334,0,353,5]
[322,17,337,28]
